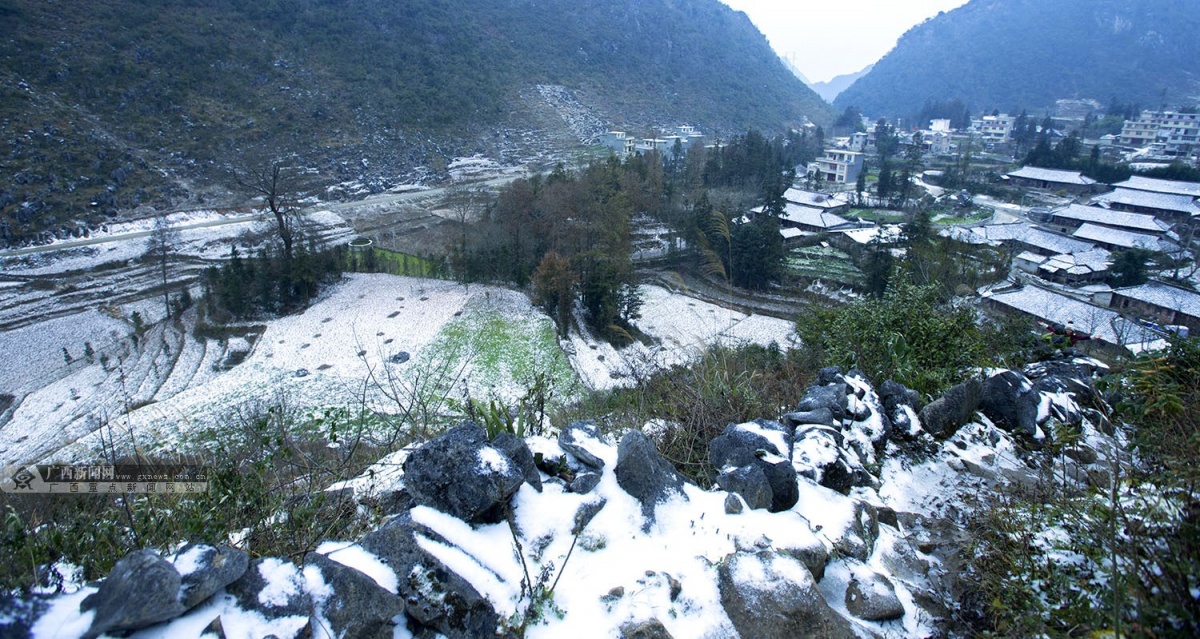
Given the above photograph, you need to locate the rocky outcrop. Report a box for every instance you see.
[719,551,857,639]
[8,360,1118,639]
[402,421,527,524]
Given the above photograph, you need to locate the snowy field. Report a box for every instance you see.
[2,262,798,466]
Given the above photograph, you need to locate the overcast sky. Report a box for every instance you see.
[719,0,971,83]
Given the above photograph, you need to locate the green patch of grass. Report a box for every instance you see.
[785,246,864,286]
[849,208,906,224]
[421,301,581,408]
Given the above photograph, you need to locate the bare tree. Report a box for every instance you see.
[146,211,181,319]
[242,162,299,262]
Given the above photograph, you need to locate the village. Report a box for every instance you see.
[602,106,1200,359]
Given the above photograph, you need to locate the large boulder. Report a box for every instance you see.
[791,425,869,494]
[490,431,543,492]
[614,430,690,525]
[979,370,1040,438]
[718,551,856,639]
[918,380,982,438]
[709,420,798,512]
[359,512,503,639]
[225,557,312,633]
[304,552,406,639]
[796,383,849,423]
[845,571,905,622]
[403,422,525,524]
[714,464,773,511]
[172,544,249,610]
[619,618,674,639]
[80,550,187,639]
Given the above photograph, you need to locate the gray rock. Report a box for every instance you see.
[359,512,501,639]
[709,421,798,512]
[559,420,607,470]
[715,465,773,511]
[569,471,602,495]
[782,407,835,427]
[816,366,844,385]
[305,552,405,639]
[879,380,921,415]
[81,550,187,638]
[619,618,674,639]
[572,498,607,535]
[226,557,311,623]
[718,551,856,639]
[491,431,543,492]
[403,422,525,524]
[797,384,849,422]
[979,371,1039,438]
[724,493,745,514]
[780,540,830,582]
[174,544,249,610]
[614,430,689,525]
[918,380,982,438]
[0,594,49,639]
[831,501,879,562]
[845,572,905,621]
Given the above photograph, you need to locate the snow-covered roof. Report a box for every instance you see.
[1091,188,1200,216]
[1037,248,1111,276]
[949,223,1096,255]
[1014,250,1047,265]
[779,227,808,240]
[1112,281,1200,317]
[1050,204,1171,233]
[776,203,853,230]
[982,284,1163,349]
[1110,176,1200,198]
[1071,223,1175,252]
[1006,166,1097,186]
[782,188,850,209]
[837,224,904,245]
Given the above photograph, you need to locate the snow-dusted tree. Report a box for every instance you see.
[146,211,180,319]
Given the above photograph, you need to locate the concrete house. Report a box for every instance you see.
[806,150,864,185]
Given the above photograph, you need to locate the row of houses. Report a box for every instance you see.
[598,125,705,156]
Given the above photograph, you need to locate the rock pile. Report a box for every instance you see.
[1,361,1117,638]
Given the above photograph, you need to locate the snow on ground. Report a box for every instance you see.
[6,269,794,465]
[0,209,355,276]
[568,284,799,391]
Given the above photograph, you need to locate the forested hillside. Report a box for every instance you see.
[834,0,1200,119]
[0,0,831,244]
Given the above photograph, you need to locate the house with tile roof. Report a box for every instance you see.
[1090,188,1200,224]
[1110,281,1200,332]
[1048,204,1171,236]
[1005,167,1104,195]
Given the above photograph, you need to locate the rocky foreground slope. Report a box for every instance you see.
[1,360,1118,638]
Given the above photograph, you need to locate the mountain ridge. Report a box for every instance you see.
[0,0,832,244]
[834,0,1200,119]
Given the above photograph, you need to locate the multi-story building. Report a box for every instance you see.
[806,150,864,185]
[971,114,1015,144]
[1119,111,1200,157]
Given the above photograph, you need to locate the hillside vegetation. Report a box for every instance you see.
[0,0,831,245]
[834,0,1200,119]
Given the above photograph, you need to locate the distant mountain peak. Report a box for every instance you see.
[833,0,1200,118]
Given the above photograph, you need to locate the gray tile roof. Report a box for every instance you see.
[951,223,1096,255]
[1111,176,1200,198]
[983,284,1162,349]
[1051,203,1172,232]
[1113,281,1200,317]
[1071,223,1175,252]
[1006,167,1097,186]
[1091,188,1200,216]
[783,189,851,209]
